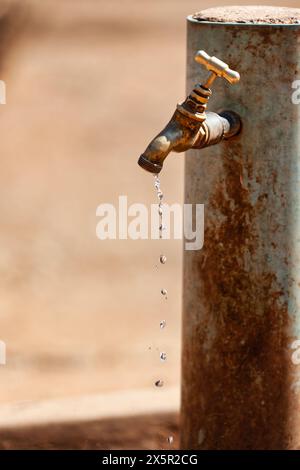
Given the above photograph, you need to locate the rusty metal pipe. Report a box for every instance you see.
[182,6,300,450]
[138,110,241,173]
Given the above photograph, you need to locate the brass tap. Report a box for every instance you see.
[138,50,241,174]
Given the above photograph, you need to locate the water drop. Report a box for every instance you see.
[160,320,166,329]
[160,288,167,300]
[167,436,174,444]
[160,255,167,264]
[160,352,167,362]
[155,379,164,388]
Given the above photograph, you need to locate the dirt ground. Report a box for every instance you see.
[0,0,297,421]
[0,412,179,450]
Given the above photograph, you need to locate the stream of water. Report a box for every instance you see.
[153,174,173,447]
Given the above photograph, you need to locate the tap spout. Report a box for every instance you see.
[138,108,203,174]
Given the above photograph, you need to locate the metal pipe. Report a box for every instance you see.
[181,6,300,450]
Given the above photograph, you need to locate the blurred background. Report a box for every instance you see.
[0,0,297,435]
[0,0,190,404]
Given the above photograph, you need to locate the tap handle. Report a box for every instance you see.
[195,50,240,87]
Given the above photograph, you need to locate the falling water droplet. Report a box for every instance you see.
[160,255,167,264]
[160,352,167,362]
[155,379,164,388]
[167,436,174,445]
[157,190,163,201]
[153,176,168,396]
[154,176,163,200]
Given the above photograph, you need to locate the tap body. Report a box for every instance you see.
[138,107,202,174]
[138,106,241,174]
[138,52,241,174]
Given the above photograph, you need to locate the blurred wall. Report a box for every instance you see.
[0,0,297,403]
